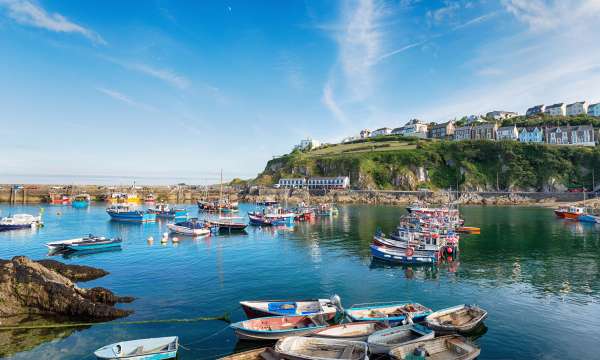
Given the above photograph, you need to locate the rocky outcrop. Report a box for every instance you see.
[0,256,133,320]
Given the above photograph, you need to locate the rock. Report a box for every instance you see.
[0,256,133,320]
[35,259,108,282]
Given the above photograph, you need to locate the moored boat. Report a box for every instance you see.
[230,315,327,341]
[388,335,480,360]
[310,321,388,341]
[49,193,71,205]
[456,226,480,234]
[94,336,178,360]
[345,302,431,324]
[148,203,188,219]
[66,237,122,252]
[46,234,110,251]
[240,297,340,320]
[218,347,278,360]
[108,192,142,205]
[72,194,91,208]
[367,324,434,354]
[106,205,156,222]
[209,218,248,232]
[370,244,439,264]
[554,206,585,219]
[274,336,368,360]
[0,213,43,231]
[578,213,600,223]
[424,304,487,334]
[167,218,212,236]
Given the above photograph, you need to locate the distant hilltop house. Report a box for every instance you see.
[566,101,588,116]
[497,125,519,141]
[472,122,498,140]
[545,103,566,116]
[465,114,485,124]
[359,129,371,138]
[546,125,595,146]
[276,176,350,189]
[429,121,455,139]
[518,127,545,143]
[370,127,392,137]
[486,111,519,121]
[341,136,359,143]
[526,104,545,116]
[589,103,600,117]
[391,119,429,138]
[295,138,321,151]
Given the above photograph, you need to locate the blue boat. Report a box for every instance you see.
[72,194,91,208]
[94,336,178,360]
[148,203,188,219]
[370,244,438,264]
[345,302,432,325]
[107,205,156,222]
[66,237,122,251]
[578,214,600,223]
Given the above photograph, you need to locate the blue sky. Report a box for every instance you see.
[1,0,600,184]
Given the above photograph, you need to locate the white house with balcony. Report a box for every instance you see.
[307,176,350,189]
[359,129,371,138]
[277,178,307,189]
[546,125,595,146]
[566,101,588,116]
[497,125,519,140]
[545,103,566,116]
[370,127,392,137]
[391,119,429,138]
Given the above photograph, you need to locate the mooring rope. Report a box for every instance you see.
[0,313,230,331]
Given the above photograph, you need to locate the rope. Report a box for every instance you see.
[0,313,230,331]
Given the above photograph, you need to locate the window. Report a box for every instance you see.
[572,131,577,144]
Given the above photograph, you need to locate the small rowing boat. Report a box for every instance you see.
[148,203,187,219]
[456,226,480,234]
[167,219,212,236]
[345,302,431,324]
[230,315,328,341]
[240,297,341,320]
[389,335,480,360]
[65,237,122,252]
[218,347,279,360]
[578,213,600,223]
[424,304,487,334]
[370,244,438,265]
[274,336,368,360]
[94,336,178,360]
[310,321,388,341]
[46,234,113,251]
[367,324,434,354]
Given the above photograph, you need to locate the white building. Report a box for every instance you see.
[341,136,358,143]
[545,103,566,116]
[359,129,371,138]
[295,138,321,150]
[392,119,429,138]
[589,103,600,117]
[465,115,484,124]
[566,101,588,116]
[370,127,392,137]
[486,111,519,121]
[307,176,350,189]
[496,125,519,140]
[277,178,307,189]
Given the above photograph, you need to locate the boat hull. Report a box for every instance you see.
[370,244,438,264]
[167,224,210,236]
[107,212,156,223]
[67,242,122,251]
[424,304,487,334]
[72,200,89,208]
[367,324,434,354]
[240,300,337,321]
[345,302,431,325]
[578,214,600,223]
[231,315,326,341]
[0,224,34,231]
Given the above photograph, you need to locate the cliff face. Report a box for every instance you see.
[0,256,133,320]
[259,140,600,191]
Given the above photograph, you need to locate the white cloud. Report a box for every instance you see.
[131,63,190,90]
[0,0,105,44]
[322,79,348,124]
[96,87,155,112]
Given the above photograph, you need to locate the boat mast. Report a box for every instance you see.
[219,169,223,218]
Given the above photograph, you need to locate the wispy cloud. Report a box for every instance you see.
[102,56,190,90]
[0,0,105,44]
[96,87,155,112]
[322,79,348,124]
[452,11,498,31]
[278,52,305,91]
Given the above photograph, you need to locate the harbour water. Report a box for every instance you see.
[0,204,599,359]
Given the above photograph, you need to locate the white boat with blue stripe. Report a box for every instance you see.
[94,336,178,360]
[106,204,156,223]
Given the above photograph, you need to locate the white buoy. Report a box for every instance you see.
[161,236,168,244]
[172,237,179,243]
[147,236,154,244]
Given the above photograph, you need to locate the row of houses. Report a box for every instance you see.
[453,123,596,146]
[526,101,600,117]
[276,176,351,189]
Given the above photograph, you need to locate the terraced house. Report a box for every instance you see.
[566,101,588,116]
[588,103,600,117]
[496,125,519,140]
[518,127,545,143]
[546,125,595,146]
[453,125,472,140]
[472,122,498,140]
[545,103,566,116]
[429,121,455,139]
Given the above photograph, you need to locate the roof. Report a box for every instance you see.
[279,178,306,181]
[308,176,349,180]
[546,103,565,109]
[497,126,516,131]
[430,121,452,129]
[519,127,543,132]
[567,101,587,106]
[374,127,391,132]
[527,104,544,110]
[589,102,600,108]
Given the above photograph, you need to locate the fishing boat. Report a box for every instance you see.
[310,321,388,341]
[456,226,480,234]
[108,192,142,205]
[367,324,434,354]
[0,213,43,231]
[240,297,341,320]
[248,207,296,226]
[424,304,487,334]
[148,203,187,219]
[106,205,156,222]
[72,194,91,208]
[345,302,431,324]
[389,335,480,360]
[554,206,585,219]
[230,315,328,341]
[49,193,71,205]
[256,200,279,207]
[315,204,339,216]
[46,234,110,251]
[274,336,368,360]
[94,336,178,360]
[197,200,239,213]
[167,218,212,236]
[370,244,439,264]
[144,193,157,205]
[218,348,278,360]
[66,237,122,252]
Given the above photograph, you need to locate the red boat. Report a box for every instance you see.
[49,194,71,205]
[554,206,585,219]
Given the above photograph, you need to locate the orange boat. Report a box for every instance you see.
[457,226,480,234]
[554,206,585,219]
